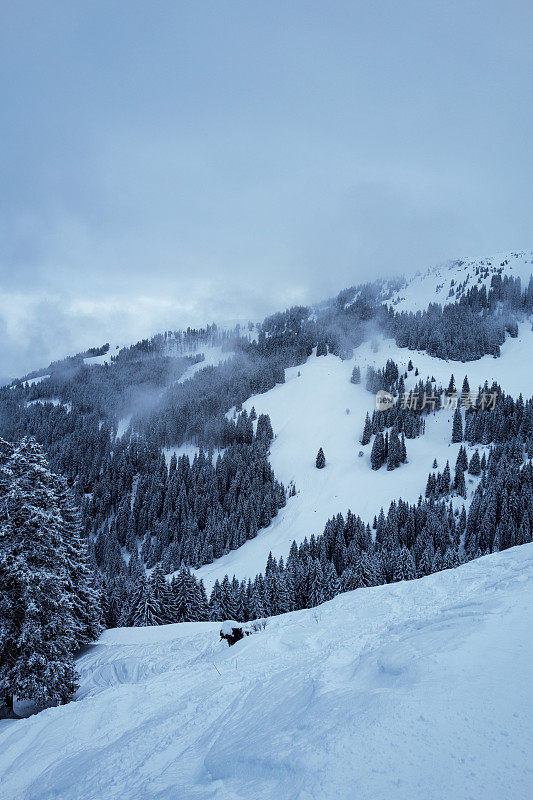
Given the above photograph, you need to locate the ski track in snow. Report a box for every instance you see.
[0,546,531,800]
[196,323,533,589]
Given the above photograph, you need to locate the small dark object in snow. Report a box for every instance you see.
[358,450,364,457]
[220,624,250,647]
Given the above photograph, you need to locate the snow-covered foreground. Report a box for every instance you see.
[197,324,533,589]
[1,545,531,800]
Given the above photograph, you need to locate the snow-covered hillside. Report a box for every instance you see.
[196,322,533,589]
[379,249,533,313]
[1,545,531,800]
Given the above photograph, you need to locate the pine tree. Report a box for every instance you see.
[150,565,176,622]
[455,468,466,498]
[308,559,325,607]
[130,579,165,627]
[209,579,224,620]
[370,433,385,470]
[355,552,378,587]
[468,449,481,475]
[315,447,326,469]
[52,473,103,647]
[361,413,372,446]
[442,461,451,493]
[350,365,361,384]
[452,407,463,443]
[455,445,468,472]
[417,546,434,577]
[393,547,416,581]
[0,438,97,710]
[249,581,266,619]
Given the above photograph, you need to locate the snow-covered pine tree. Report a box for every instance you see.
[52,470,103,647]
[442,461,451,493]
[308,559,325,608]
[468,449,481,475]
[392,547,416,581]
[400,433,407,463]
[355,551,379,587]
[0,438,101,711]
[360,413,372,445]
[209,579,224,620]
[455,467,466,498]
[370,433,385,470]
[386,429,402,470]
[451,407,463,443]
[455,445,468,472]
[150,565,176,622]
[315,447,326,469]
[129,578,166,627]
[220,575,239,619]
[350,365,361,384]
[171,565,206,622]
[417,546,434,577]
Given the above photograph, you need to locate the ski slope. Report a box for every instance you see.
[196,323,533,589]
[1,545,531,800]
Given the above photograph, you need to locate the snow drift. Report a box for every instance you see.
[0,545,531,800]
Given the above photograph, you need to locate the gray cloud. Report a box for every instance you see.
[1,1,532,381]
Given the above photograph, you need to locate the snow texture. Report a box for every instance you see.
[0,545,531,800]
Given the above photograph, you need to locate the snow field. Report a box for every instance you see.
[0,545,531,800]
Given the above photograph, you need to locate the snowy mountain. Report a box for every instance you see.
[1,249,533,799]
[339,249,533,313]
[196,321,533,590]
[1,545,531,800]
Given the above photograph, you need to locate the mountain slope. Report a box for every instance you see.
[380,249,533,312]
[1,247,532,600]
[1,545,531,800]
[196,322,533,589]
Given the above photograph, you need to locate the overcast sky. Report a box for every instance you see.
[1,1,532,382]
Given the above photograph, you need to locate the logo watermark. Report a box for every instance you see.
[375,390,396,411]
[375,389,499,411]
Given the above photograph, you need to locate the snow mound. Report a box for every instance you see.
[0,546,531,800]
